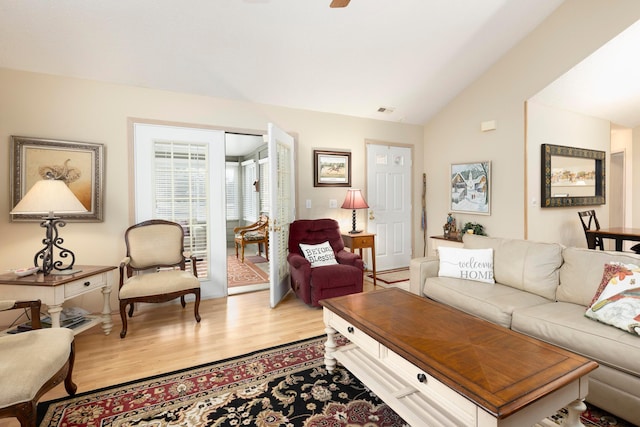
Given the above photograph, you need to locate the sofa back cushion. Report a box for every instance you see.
[558,247,640,306]
[463,234,562,300]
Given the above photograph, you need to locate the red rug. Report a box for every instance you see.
[227,255,269,287]
[37,336,635,426]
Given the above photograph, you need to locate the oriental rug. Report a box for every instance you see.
[227,255,269,287]
[37,336,633,427]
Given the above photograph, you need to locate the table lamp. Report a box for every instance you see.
[10,176,88,275]
[341,189,369,234]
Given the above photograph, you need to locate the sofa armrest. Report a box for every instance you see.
[409,256,439,296]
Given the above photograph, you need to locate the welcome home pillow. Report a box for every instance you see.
[585,262,640,336]
[438,247,495,284]
[299,241,338,268]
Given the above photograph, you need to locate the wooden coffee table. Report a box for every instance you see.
[320,288,598,427]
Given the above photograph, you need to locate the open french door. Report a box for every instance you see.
[267,123,296,308]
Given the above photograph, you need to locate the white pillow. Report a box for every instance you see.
[438,247,495,284]
[299,241,338,268]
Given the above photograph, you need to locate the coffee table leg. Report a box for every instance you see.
[564,399,587,427]
[325,325,337,374]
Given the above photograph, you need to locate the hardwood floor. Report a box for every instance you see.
[0,280,377,427]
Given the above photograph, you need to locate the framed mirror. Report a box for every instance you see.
[541,144,605,208]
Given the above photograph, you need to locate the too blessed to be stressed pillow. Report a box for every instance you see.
[438,246,495,284]
[299,241,338,268]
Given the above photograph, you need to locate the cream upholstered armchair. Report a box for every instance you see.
[0,300,77,427]
[119,219,201,338]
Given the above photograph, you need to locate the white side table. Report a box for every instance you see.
[0,265,116,335]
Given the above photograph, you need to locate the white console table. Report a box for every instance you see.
[0,265,116,335]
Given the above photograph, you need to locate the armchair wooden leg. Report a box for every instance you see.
[194,289,202,323]
[119,301,129,339]
[64,341,78,395]
[180,295,186,308]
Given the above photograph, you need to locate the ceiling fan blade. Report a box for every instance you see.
[330,0,350,8]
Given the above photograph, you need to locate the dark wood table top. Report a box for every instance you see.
[0,265,116,287]
[321,288,598,419]
[586,227,640,238]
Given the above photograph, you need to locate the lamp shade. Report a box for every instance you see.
[11,179,87,215]
[341,189,369,210]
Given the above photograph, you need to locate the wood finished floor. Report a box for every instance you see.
[0,280,377,427]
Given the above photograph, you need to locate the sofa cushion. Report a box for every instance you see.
[512,302,640,378]
[585,263,640,336]
[424,276,550,329]
[463,234,562,300]
[299,241,338,268]
[557,247,640,306]
[437,247,494,284]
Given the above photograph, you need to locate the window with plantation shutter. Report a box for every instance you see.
[154,141,209,279]
[259,158,270,214]
[241,159,257,222]
[225,162,239,220]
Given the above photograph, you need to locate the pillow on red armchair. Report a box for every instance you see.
[299,241,338,268]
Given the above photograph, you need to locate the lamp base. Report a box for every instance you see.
[348,230,363,234]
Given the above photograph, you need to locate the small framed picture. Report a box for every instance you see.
[450,161,491,215]
[11,136,105,222]
[313,150,351,187]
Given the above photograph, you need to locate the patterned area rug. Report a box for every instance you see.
[368,268,409,284]
[37,336,633,427]
[227,255,269,287]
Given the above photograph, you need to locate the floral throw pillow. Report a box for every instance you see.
[585,262,640,336]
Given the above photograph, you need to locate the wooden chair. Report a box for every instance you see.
[118,219,201,338]
[234,214,269,262]
[578,210,604,250]
[0,300,76,427]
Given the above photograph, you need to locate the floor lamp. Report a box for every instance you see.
[10,177,88,275]
[341,189,369,234]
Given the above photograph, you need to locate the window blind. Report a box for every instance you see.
[241,159,257,223]
[225,162,239,220]
[259,157,270,214]
[154,141,209,278]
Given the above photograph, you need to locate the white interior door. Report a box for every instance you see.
[366,144,412,271]
[133,123,227,299]
[268,123,295,308]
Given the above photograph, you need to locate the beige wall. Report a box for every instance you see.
[0,68,423,313]
[526,101,610,247]
[423,0,640,252]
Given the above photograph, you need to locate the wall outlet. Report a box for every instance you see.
[305,199,312,209]
[329,199,337,208]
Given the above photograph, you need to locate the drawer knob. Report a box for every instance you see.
[84,281,91,287]
[347,326,354,334]
[417,373,427,383]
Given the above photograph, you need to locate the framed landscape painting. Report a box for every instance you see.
[313,150,351,187]
[450,161,491,215]
[11,136,105,222]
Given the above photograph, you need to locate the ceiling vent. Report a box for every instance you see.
[377,106,395,114]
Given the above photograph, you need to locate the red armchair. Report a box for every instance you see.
[288,219,364,307]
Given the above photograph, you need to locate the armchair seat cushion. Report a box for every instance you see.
[0,328,74,407]
[239,231,266,241]
[311,264,363,289]
[120,270,200,299]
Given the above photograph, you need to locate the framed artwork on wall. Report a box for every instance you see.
[540,143,605,207]
[313,150,351,187]
[10,136,105,222]
[450,161,491,215]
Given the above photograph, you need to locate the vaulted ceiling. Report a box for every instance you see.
[0,0,565,125]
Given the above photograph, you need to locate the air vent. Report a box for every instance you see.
[377,106,395,114]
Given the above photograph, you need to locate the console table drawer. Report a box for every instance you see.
[385,348,476,422]
[328,313,379,356]
[65,272,108,298]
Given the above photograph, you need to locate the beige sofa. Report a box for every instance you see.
[409,234,640,426]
